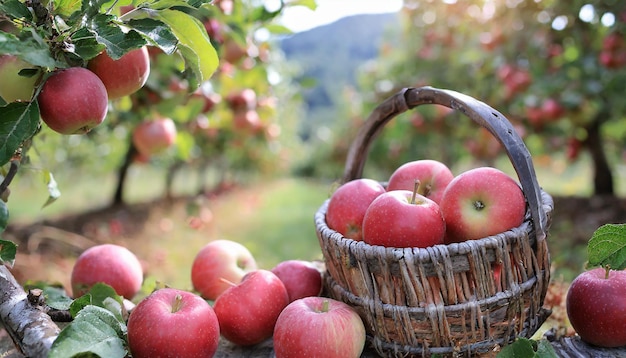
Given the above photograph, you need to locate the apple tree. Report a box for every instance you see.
[339,0,626,196]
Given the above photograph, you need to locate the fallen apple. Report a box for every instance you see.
[127,288,220,357]
[566,267,626,348]
[213,269,289,346]
[271,260,323,302]
[191,239,257,300]
[70,244,143,299]
[274,296,366,358]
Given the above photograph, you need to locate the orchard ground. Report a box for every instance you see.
[3,153,626,337]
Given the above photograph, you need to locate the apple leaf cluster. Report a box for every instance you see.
[587,223,626,271]
[0,0,219,168]
[44,283,128,358]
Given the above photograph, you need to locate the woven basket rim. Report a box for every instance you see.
[315,190,553,270]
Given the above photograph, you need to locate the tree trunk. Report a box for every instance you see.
[112,142,138,206]
[584,110,614,196]
[0,266,59,357]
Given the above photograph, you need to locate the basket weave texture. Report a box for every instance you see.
[315,87,553,357]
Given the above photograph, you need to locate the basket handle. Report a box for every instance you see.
[341,86,548,242]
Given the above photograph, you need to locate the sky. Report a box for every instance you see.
[279,0,404,33]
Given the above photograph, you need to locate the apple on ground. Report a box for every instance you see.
[362,189,445,248]
[191,239,257,300]
[71,244,143,299]
[132,118,177,157]
[326,178,386,241]
[0,54,41,103]
[386,159,454,204]
[566,267,626,348]
[271,260,323,302]
[87,46,150,99]
[38,67,108,135]
[273,296,366,358]
[439,167,527,244]
[213,269,289,346]
[127,288,220,358]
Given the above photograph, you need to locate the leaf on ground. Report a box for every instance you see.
[497,338,558,358]
[48,305,127,358]
[69,283,125,323]
[587,223,626,271]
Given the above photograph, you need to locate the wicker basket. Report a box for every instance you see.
[315,87,553,357]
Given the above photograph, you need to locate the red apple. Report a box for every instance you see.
[71,244,143,299]
[127,288,220,357]
[440,167,526,244]
[274,297,366,358]
[566,267,626,347]
[132,117,177,157]
[271,260,322,302]
[191,239,257,300]
[38,67,108,134]
[232,109,261,131]
[225,88,257,111]
[541,98,564,121]
[213,269,289,346]
[362,189,445,248]
[326,178,386,241]
[0,55,41,103]
[386,159,454,204]
[87,46,150,99]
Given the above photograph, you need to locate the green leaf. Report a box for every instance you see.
[0,200,8,231]
[128,18,178,55]
[497,338,557,358]
[587,223,626,270]
[286,0,317,11]
[42,171,61,208]
[51,0,83,17]
[497,338,536,358]
[0,102,40,167]
[48,305,127,358]
[154,9,219,87]
[535,339,559,358]
[0,239,17,268]
[0,0,33,21]
[78,13,147,60]
[70,283,125,323]
[0,30,58,68]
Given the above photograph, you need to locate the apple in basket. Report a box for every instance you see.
[387,159,454,204]
[273,297,366,358]
[439,166,526,244]
[326,178,386,241]
[566,267,626,347]
[362,188,445,248]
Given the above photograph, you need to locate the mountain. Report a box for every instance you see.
[279,12,400,137]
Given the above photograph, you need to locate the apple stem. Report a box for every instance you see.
[411,180,420,204]
[605,265,611,279]
[171,294,183,313]
[219,277,237,287]
[321,299,330,313]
